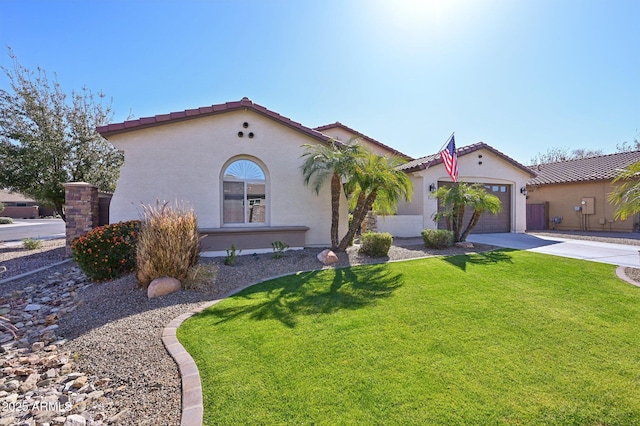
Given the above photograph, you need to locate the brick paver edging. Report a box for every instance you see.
[162,272,305,426]
[615,265,640,288]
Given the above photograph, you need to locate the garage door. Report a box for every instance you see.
[437,183,511,233]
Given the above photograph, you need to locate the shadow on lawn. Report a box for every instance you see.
[443,249,515,271]
[198,264,403,328]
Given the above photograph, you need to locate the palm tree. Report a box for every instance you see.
[608,161,640,220]
[336,152,413,252]
[432,183,502,242]
[300,141,365,249]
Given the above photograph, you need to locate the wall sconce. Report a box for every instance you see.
[429,183,437,193]
[520,186,528,196]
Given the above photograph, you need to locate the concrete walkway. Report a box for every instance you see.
[467,233,640,268]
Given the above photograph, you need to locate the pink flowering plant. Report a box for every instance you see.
[71,220,141,281]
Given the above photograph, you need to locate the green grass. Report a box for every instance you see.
[177,250,640,425]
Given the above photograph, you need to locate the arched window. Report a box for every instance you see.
[222,159,267,224]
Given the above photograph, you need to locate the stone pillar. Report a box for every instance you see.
[64,182,100,255]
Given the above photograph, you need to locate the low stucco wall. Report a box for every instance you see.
[376,215,424,237]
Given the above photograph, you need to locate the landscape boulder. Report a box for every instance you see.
[454,241,474,249]
[317,249,339,265]
[147,277,181,298]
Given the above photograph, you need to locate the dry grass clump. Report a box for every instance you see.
[136,201,200,288]
[183,263,218,290]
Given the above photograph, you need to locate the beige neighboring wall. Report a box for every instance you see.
[107,109,347,247]
[526,181,638,232]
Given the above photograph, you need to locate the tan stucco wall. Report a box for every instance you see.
[526,181,638,232]
[318,126,399,158]
[107,110,348,247]
[414,148,531,233]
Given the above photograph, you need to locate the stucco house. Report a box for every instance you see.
[97,98,365,256]
[525,151,640,232]
[375,143,536,237]
[0,189,56,218]
[97,98,535,255]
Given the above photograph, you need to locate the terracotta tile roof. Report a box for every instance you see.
[314,122,413,160]
[399,142,536,177]
[527,150,640,185]
[96,97,335,145]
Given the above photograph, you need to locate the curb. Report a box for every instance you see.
[0,259,72,286]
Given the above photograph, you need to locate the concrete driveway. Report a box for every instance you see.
[467,233,640,268]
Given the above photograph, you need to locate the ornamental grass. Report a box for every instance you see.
[136,201,200,288]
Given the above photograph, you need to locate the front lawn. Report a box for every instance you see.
[177,251,640,425]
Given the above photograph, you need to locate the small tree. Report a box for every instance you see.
[530,147,603,165]
[608,161,640,221]
[0,201,4,214]
[335,153,412,251]
[0,48,123,219]
[432,183,502,242]
[300,140,365,250]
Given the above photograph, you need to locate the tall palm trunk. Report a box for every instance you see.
[337,191,377,252]
[330,173,342,249]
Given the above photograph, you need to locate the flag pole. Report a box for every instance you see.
[423,131,455,171]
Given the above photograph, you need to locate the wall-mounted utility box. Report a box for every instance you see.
[581,197,595,215]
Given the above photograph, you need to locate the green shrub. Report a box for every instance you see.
[0,217,13,225]
[71,220,141,281]
[421,229,454,249]
[271,241,289,259]
[22,238,43,250]
[359,232,393,257]
[0,201,4,214]
[224,244,241,266]
[136,202,200,288]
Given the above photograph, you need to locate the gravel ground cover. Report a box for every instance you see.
[0,238,67,281]
[1,234,639,425]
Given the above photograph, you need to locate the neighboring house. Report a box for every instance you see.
[0,190,53,219]
[525,151,640,232]
[377,143,536,237]
[97,98,350,256]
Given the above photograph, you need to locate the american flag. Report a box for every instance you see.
[440,135,458,182]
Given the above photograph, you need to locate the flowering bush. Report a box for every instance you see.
[71,220,141,281]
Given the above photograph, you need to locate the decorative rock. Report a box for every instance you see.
[64,414,87,426]
[317,249,339,265]
[71,376,88,389]
[147,277,181,298]
[18,373,39,392]
[32,341,45,351]
[454,241,474,249]
[24,303,42,312]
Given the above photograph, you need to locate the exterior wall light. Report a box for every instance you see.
[429,183,436,192]
[520,186,528,196]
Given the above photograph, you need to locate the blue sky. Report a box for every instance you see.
[1,0,639,164]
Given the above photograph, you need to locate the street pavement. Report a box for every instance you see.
[467,232,640,268]
[0,219,65,243]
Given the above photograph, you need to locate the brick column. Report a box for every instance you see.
[65,182,100,255]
